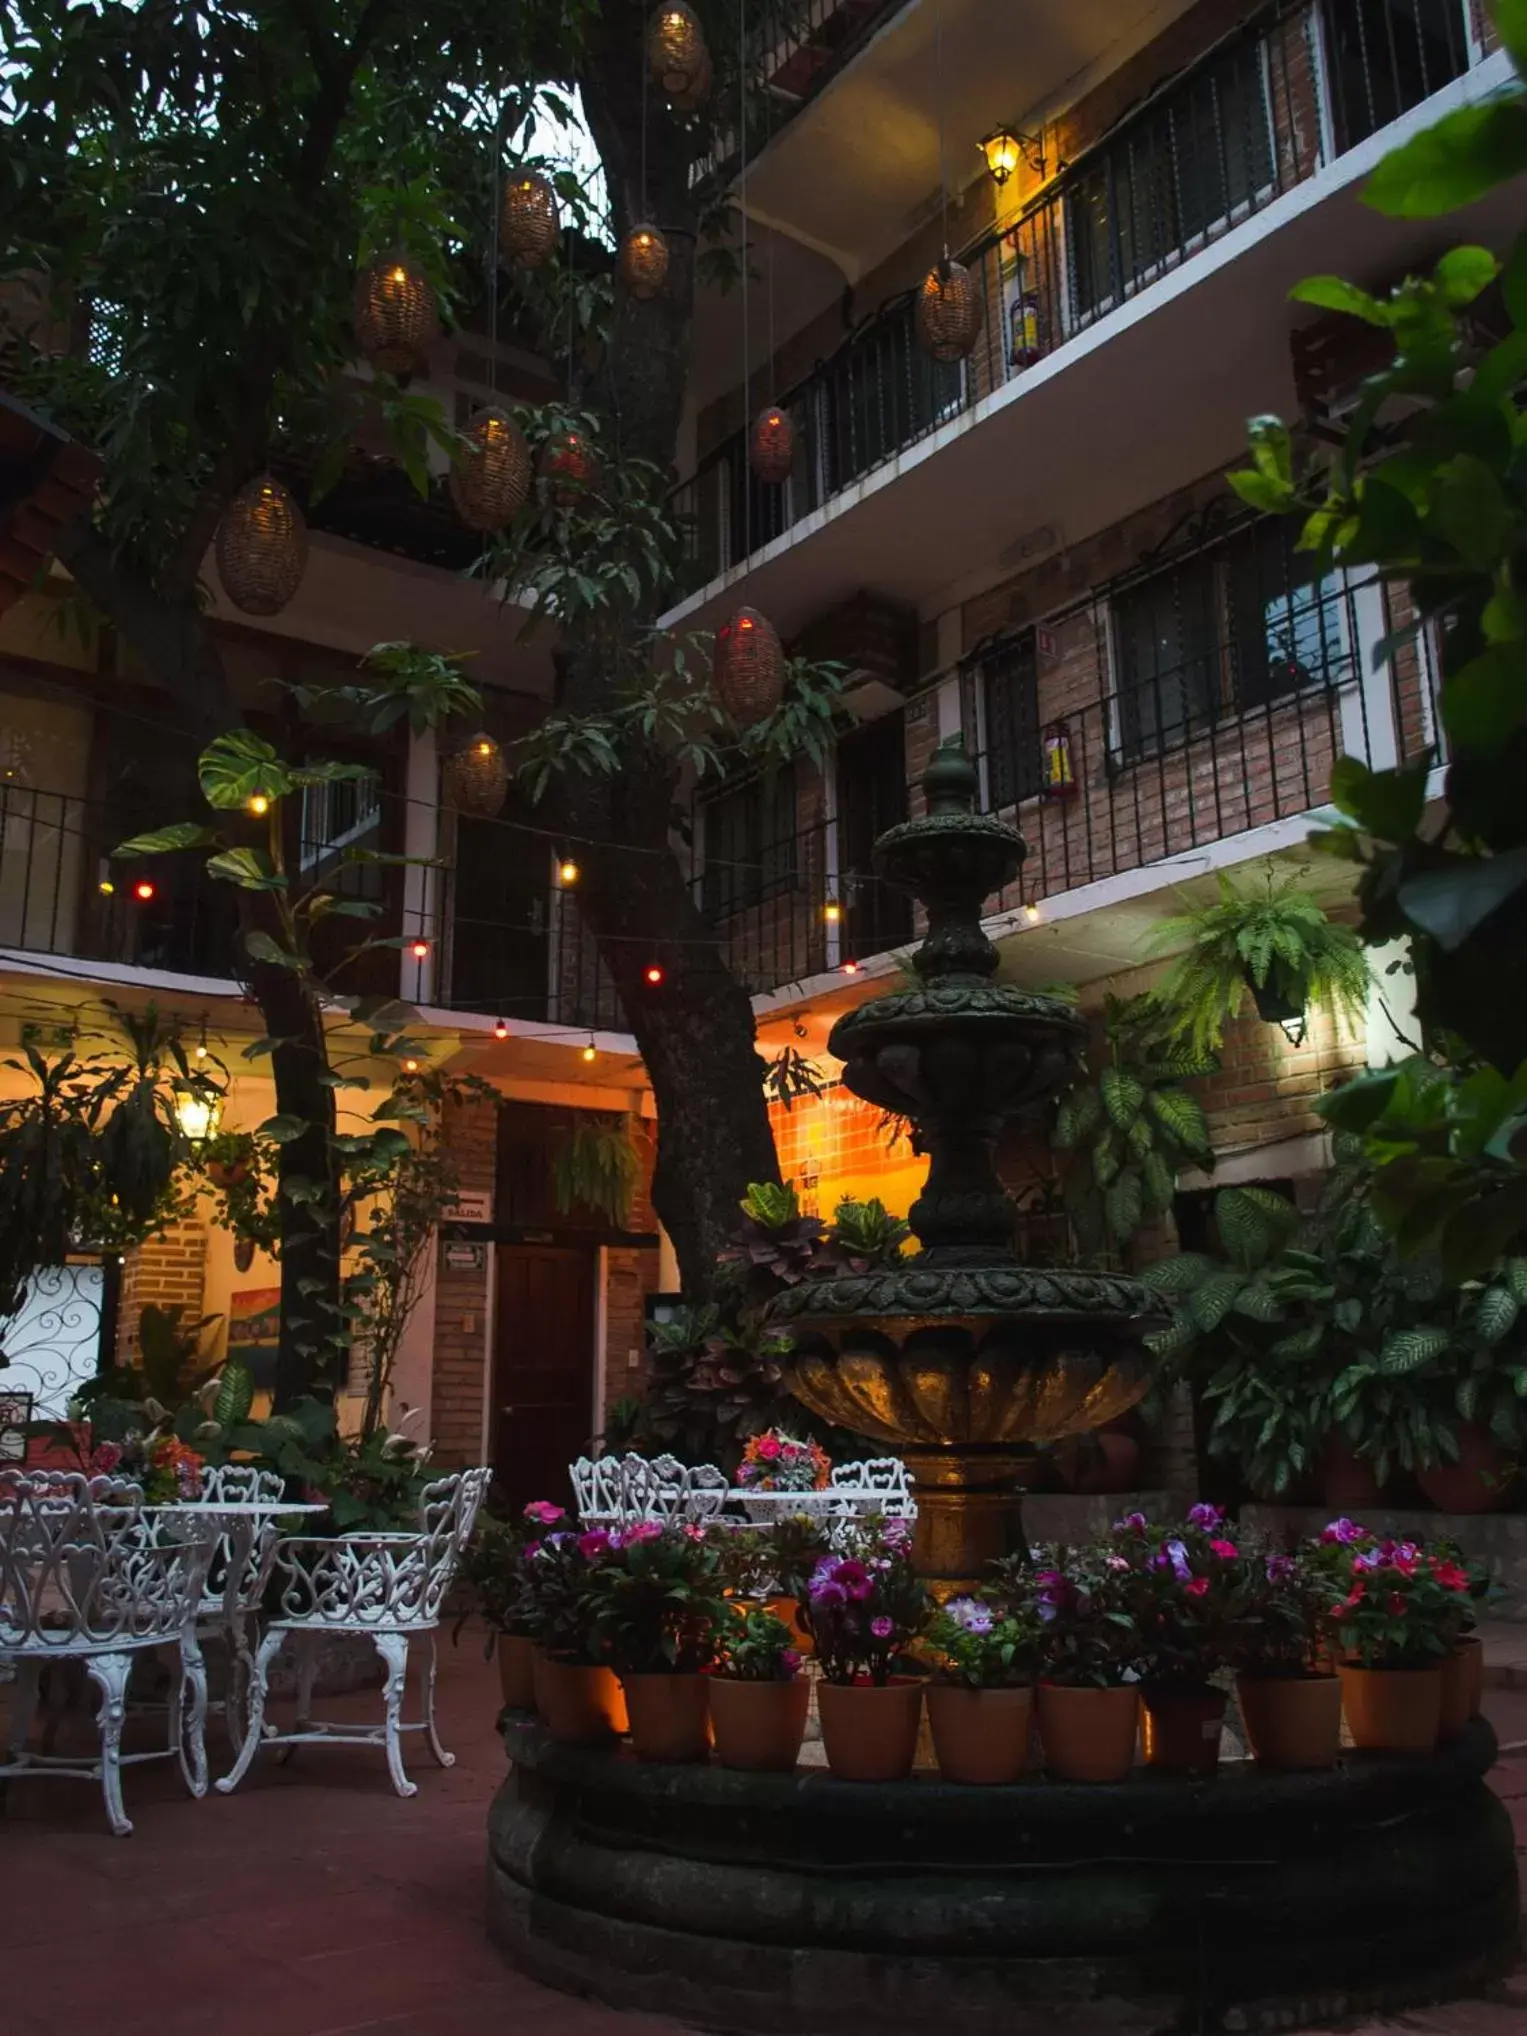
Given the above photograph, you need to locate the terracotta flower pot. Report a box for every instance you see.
[1141,1684,1226,1775]
[1417,1422,1516,1514]
[1439,1640,1483,1739]
[765,1594,813,1657]
[620,1672,712,1762]
[1236,1673,1342,1770]
[1320,1437,1383,1511]
[1036,1682,1139,1783]
[497,1634,536,1711]
[817,1677,924,1782]
[927,1683,1033,1785]
[533,1652,627,1744]
[709,1676,810,1772]
[1338,1662,1442,1753]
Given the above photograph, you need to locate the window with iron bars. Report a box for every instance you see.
[699,768,798,921]
[979,630,1044,812]
[1320,0,1472,152]
[1066,32,1275,326]
[1110,516,1355,761]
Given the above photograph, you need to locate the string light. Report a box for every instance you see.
[1024,902,1042,924]
[644,964,664,986]
[133,879,156,903]
[582,1037,597,1063]
[823,900,842,924]
[494,1018,508,1040]
[410,938,430,959]
[558,859,580,886]
[403,1057,421,1074]
[98,878,115,897]
[247,793,270,817]
[842,959,859,975]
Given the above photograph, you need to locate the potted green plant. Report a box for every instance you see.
[924,1592,1040,1785]
[805,1520,928,1782]
[1146,868,1371,1060]
[586,1521,727,1761]
[458,1504,554,1712]
[518,1525,627,1742]
[1313,1522,1474,1752]
[1229,1540,1343,1771]
[708,1606,809,1772]
[1115,1506,1240,1774]
[1023,1545,1142,1782]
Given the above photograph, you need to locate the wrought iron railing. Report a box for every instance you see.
[673,0,1483,596]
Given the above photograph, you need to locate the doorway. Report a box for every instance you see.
[836,711,912,959]
[491,1244,597,1511]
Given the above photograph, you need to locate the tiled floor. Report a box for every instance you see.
[2,1639,1524,2036]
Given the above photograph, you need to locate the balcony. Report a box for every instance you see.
[671,0,1512,636]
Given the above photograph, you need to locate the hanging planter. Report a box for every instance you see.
[648,2,710,103]
[500,171,560,268]
[915,257,983,362]
[538,428,601,508]
[353,252,437,378]
[448,406,532,531]
[670,44,713,112]
[443,733,510,818]
[714,606,785,727]
[215,474,308,616]
[618,222,670,300]
[749,405,795,485]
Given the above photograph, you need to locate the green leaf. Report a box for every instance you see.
[1189,1269,1246,1333]
[1270,1324,1326,1362]
[1228,467,1297,514]
[1442,645,1527,750]
[1104,1169,1144,1244]
[1430,454,1512,572]
[1053,1087,1101,1149]
[259,1113,310,1144]
[1474,1285,1520,1344]
[1288,275,1389,325]
[243,930,301,970]
[1328,755,1429,841]
[1363,99,1527,219]
[198,730,295,811]
[213,1361,255,1430]
[1144,1086,1213,1158]
[1142,1148,1177,1214]
[1138,1251,1218,1296]
[1100,1066,1146,1129]
[114,823,218,857]
[1495,0,1527,74]
[1378,1325,1453,1377]
[1433,244,1502,308]
[206,847,286,890]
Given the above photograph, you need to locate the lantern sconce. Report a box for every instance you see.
[980,126,1047,187]
[171,1079,225,1146]
[1248,974,1310,1049]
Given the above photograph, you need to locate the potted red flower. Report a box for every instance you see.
[1112,1505,1238,1775]
[709,1606,809,1771]
[806,1519,928,1781]
[586,1521,726,1761]
[1028,1545,1143,1782]
[1313,1522,1474,1752]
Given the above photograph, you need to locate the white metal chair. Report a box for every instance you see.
[826,1457,918,1520]
[570,1451,729,1527]
[216,1465,489,1800]
[0,1470,215,1835]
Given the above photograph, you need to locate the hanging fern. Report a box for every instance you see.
[551,1114,640,1228]
[1147,868,1372,1058]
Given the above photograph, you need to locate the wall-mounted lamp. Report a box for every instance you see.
[1249,975,1309,1049]
[980,126,1046,186]
[171,1080,224,1145]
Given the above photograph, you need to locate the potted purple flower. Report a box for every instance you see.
[1115,1505,1241,1775]
[584,1522,727,1762]
[925,1592,1040,1784]
[1026,1544,1143,1782]
[1230,1537,1343,1770]
[709,1606,810,1771]
[805,1520,928,1781]
[518,1522,627,1742]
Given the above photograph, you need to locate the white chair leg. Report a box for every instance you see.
[374,1632,416,1798]
[422,1632,454,1769]
[85,1653,134,1838]
[278,1630,317,1765]
[174,1630,209,1798]
[216,1627,283,1795]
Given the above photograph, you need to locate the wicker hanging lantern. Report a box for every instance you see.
[749,404,795,486]
[215,474,308,617]
[670,44,713,112]
[448,406,532,531]
[714,606,786,727]
[443,733,510,818]
[353,252,437,378]
[648,3,709,103]
[499,171,560,268]
[618,222,670,300]
[915,257,984,362]
[538,428,601,508]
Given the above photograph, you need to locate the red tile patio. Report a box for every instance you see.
[3,1637,1524,2036]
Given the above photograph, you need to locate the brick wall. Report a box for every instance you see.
[429,1092,497,1466]
[1187,997,1366,1159]
[115,1215,208,1363]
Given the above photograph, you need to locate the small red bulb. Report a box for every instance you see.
[842,958,860,975]
[494,1018,508,1040]
[644,964,664,986]
[133,878,156,903]
[410,938,430,959]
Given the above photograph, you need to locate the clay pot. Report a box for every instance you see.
[1417,1423,1516,1514]
[766,1594,813,1657]
[927,1683,1033,1785]
[533,1652,627,1744]
[1320,1437,1383,1511]
[1035,1682,1139,1783]
[620,1672,712,1762]
[817,1676,924,1782]
[1339,1662,1442,1753]
[497,1634,536,1712]
[1236,1673,1343,1770]
[1068,1429,1142,1496]
[1141,1684,1226,1775]
[1439,1639,1483,1739]
[708,1676,810,1772]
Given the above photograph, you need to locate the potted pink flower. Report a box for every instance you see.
[1114,1504,1241,1774]
[709,1606,810,1771]
[804,1519,928,1781]
[1312,1523,1474,1752]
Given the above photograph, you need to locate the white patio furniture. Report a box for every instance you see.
[570,1451,730,1527]
[0,1469,216,1836]
[216,1465,489,1800]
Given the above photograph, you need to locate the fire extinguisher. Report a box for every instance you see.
[1042,721,1077,799]
[1008,257,1042,369]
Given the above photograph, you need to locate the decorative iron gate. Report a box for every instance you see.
[0,1262,110,1418]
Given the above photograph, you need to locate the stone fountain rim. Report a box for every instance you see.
[767,1262,1166,1328]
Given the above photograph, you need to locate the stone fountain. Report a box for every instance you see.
[770,739,1161,1588]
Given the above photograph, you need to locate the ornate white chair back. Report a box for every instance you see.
[827,1457,918,1520]
[267,1465,490,1631]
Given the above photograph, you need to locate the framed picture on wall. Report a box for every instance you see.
[227,1287,281,1390]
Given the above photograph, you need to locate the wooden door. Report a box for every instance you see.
[492,1245,597,1511]
[837,711,912,959]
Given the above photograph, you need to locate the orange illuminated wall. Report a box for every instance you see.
[770,1083,927,1220]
